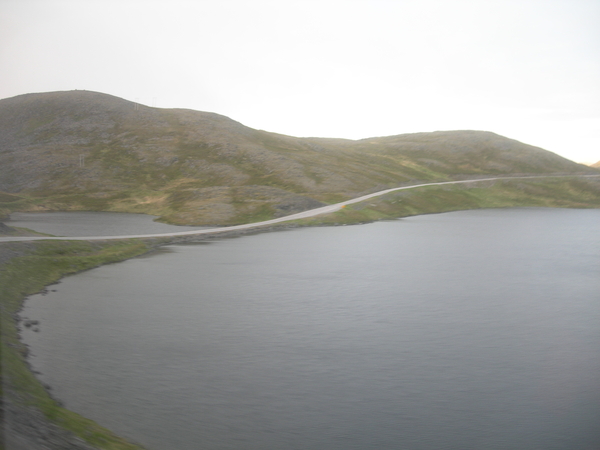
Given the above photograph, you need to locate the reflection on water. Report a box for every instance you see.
[20,208,600,450]
[7,211,207,237]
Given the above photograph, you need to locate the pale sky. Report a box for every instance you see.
[2,0,599,163]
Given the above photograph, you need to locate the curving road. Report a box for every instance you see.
[1,175,598,243]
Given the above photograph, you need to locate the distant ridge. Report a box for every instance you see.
[0,90,598,224]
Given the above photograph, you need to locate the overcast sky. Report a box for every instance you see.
[2,0,599,163]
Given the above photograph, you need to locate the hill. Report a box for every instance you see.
[0,90,598,225]
[592,160,600,168]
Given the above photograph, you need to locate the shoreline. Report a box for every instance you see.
[0,222,312,450]
[3,174,600,449]
[1,240,151,450]
[3,174,600,244]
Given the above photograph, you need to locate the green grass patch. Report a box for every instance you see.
[0,194,42,219]
[1,240,150,449]
[232,203,277,224]
[0,192,23,203]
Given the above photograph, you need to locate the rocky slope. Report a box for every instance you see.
[0,90,596,224]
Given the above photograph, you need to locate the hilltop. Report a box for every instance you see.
[0,90,598,225]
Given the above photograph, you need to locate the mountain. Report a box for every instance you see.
[592,160,600,168]
[0,90,597,225]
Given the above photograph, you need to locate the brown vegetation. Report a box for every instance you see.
[0,90,596,225]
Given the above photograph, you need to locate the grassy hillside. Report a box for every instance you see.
[294,176,600,226]
[0,90,597,225]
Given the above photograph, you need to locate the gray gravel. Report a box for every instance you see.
[4,397,98,450]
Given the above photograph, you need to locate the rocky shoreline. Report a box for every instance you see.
[4,397,99,450]
[0,241,102,450]
[0,222,307,450]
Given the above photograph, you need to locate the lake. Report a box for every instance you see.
[20,208,600,450]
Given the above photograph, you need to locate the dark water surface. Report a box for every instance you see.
[7,211,206,236]
[21,208,600,450]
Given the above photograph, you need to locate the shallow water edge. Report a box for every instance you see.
[3,206,600,450]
